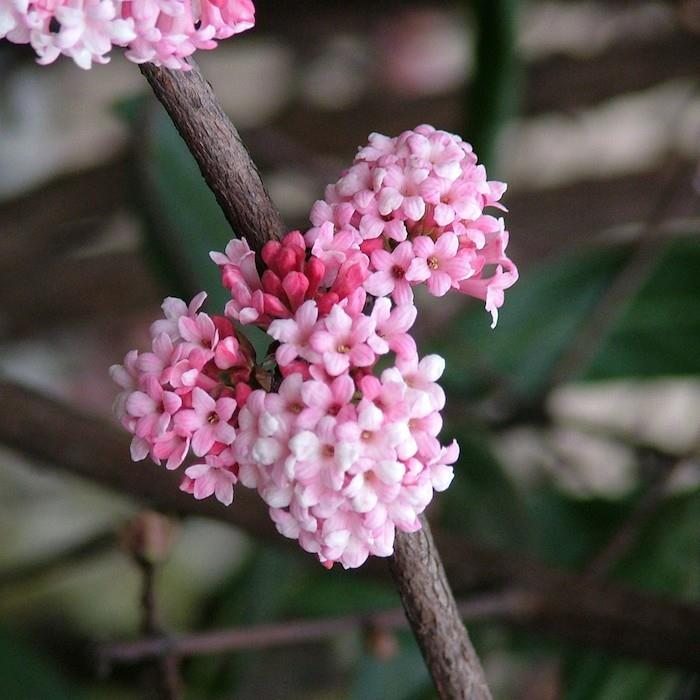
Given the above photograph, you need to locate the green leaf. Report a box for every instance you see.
[433,245,626,399]
[584,239,700,380]
[563,654,676,700]
[184,548,309,699]
[467,0,521,173]
[522,486,628,569]
[129,99,233,306]
[350,635,432,700]
[435,238,700,402]
[0,630,82,700]
[613,490,700,596]
[284,571,396,619]
[561,491,700,699]
[438,430,531,550]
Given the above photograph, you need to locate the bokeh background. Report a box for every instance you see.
[1,1,700,698]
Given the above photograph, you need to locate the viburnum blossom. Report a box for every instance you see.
[0,0,254,69]
[110,292,252,472]
[111,126,518,569]
[315,123,518,326]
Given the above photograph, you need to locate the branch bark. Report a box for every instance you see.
[139,60,285,254]
[141,59,489,698]
[391,517,492,699]
[2,380,700,671]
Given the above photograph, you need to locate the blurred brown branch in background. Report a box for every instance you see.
[98,591,525,668]
[1,379,700,671]
[121,512,182,700]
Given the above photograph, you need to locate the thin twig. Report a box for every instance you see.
[139,59,285,254]
[126,514,182,700]
[136,558,182,700]
[98,591,528,667]
[137,59,492,699]
[584,450,684,580]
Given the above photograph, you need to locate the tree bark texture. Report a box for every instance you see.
[391,515,492,700]
[139,60,285,253]
[135,60,492,699]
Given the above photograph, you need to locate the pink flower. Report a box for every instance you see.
[174,387,236,456]
[404,128,466,178]
[151,292,207,340]
[455,216,518,328]
[298,374,355,429]
[394,353,446,411]
[178,312,218,352]
[184,456,237,506]
[305,222,362,286]
[267,300,321,368]
[364,241,415,304]
[310,306,375,376]
[125,375,182,441]
[110,349,140,419]
[214,335,243,370]
[112,124,518,570]
[406,233,473,296]
[263,373,305,426]
[3,1,255,72]
[368,297,417,358]
[287,417,360,491]
[427,440,458,492]
[152,431,191,470]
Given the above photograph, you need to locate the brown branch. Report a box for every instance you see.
[137,60,489,698]
[0,156,129,281]
[2,381,700,670]
[98,591,524,668]
[139,59,285,254]
[390,516,492,699]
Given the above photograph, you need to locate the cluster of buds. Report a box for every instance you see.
[0,0,254,69]
[112,126,517,569]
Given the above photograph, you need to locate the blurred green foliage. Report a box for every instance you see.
[433,240,700,401]
[0,631,82,700]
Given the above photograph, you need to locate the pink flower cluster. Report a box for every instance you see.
[111,292,254,506]
[111,126,517,569]
[0,0,254,69]
[312,124,518,327]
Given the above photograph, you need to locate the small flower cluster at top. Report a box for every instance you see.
[111,125,518,569]
[0,0,254,69]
